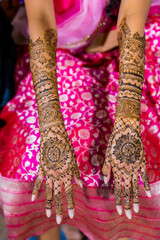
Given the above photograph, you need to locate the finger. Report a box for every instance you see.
[124,177,132,219]
[132,175,139,213]
[54,181,63,224]
[74,163,81,180]
[32,165,44,201]
[102,160,111,182]
[45,176,53,218]
[73,154,83,188]
[140,160,151,197]
[102,141,112,182]
[104,167,111,184]
[64,181,75,219]
[74,175,83,188]
[114,178,122,215]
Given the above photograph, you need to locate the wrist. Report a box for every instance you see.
[115,97,141,120]
[37,100,64,131]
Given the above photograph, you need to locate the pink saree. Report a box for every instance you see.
[0,0,160,239]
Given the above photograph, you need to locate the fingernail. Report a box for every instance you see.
[104,176,108,184]
[125,210,132,220]
[56,215,62,225]
[46,209,52,218]
[79,180,83,189]
[146,190,151,198]
[116,205,122,215]
[68,209,74,219]
[31,195,36,202]
[133,204,139,213]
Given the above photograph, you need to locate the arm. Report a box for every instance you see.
[25,0,81,224]
[102,0,152,219]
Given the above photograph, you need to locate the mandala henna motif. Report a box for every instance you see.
[112,125,142,166]
[103,17,150,214]
[29,29,80,219]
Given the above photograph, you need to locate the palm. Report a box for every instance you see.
[102,117,150,217]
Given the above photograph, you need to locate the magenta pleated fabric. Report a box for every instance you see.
[0,4,160,240]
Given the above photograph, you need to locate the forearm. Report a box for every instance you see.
[116,0,152,120]
[25,0,63,131]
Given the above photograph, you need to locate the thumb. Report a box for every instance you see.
[102,159,111,184]
[73,163,83,188]
[102,144,112,183]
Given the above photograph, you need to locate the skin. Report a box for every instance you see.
[25,0,83,239]
[25,0,152,239]
[102,0,152,221]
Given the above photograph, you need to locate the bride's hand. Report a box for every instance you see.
[102,117,151,219]
[31,124,82,224]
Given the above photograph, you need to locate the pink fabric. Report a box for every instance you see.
[55,0,108,49]
[1,177,160,240]
[54,0,75,15]
[0,4,160,240]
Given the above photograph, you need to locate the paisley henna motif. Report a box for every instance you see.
[30,29,81,222]
[102,18,150,218]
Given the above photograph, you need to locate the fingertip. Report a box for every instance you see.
[125,209,132,220]
[46,209,52,218]
[145,190,151,198]
[31,194,36,202]
[68,209,75,219]
[78,180,83,188]
[133,203,139,213]
[116,205,122,215]
[74,176,83,188]
[104,176,110,185]
[56,215,62,225]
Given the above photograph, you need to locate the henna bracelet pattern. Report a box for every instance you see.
[29,29,80,219]
[103,18,150,215]
[29,29,64,131]
[116,17,145,120]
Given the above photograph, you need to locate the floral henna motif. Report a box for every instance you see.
[104,117,150,215]
[116,17,145,120]
[102,18,150,219]
[30,29,81,223]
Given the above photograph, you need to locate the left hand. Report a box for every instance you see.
[102,117,151,219]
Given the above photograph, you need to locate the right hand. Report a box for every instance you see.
[31,123,83,224]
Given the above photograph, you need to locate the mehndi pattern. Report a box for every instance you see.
[102,17,150,215]
[29,29,80,221]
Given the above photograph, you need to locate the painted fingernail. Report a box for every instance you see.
[79,180,83,189]
[56,215,62,225]
[31,195,36,202]
[133,204,139,213]
[46,209,52,218]
[116,205,122,215]
[68,209,74,219]
[146,190,151,198]
[104,176,109,184]
[125,210,132,220]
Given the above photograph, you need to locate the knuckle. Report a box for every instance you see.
[115,188,122,205]
[66,186,74,208]
[45,199,52,209]
[55,203,63,215]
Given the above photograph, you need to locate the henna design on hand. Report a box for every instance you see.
[116,17,145,120]
[102,17,151,219]
[29,29,81,223]
[103,117,150,218]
